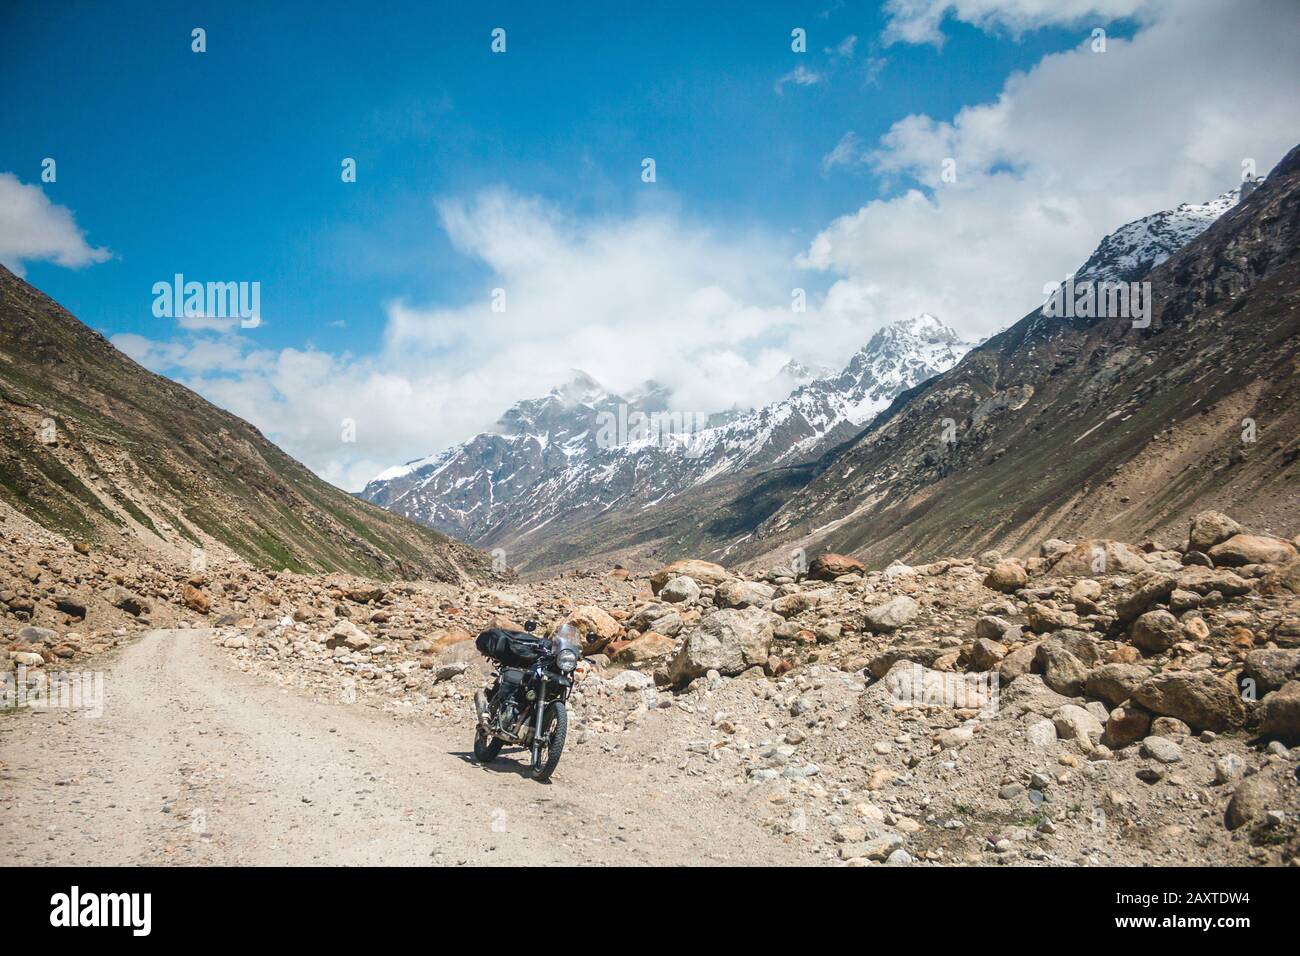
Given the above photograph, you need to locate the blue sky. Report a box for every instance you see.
[3,1,1298,489]
[3,0,1083,351]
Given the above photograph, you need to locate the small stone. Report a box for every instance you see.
[1225,775,1279,830]
[1140,736,1183,764]
[1026,718,1058,748]
[1150,717,1191,739]
[1214,754,1246,784]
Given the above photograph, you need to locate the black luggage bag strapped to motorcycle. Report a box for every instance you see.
[475,628,546,669]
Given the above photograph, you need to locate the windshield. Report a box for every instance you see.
[552,622,581,653]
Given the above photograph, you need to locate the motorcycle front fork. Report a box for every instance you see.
[531,677,548,767]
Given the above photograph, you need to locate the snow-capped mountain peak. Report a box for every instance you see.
[360,315,975,544]
[1074,183,1260,285]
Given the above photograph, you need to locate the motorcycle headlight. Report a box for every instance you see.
[557,647,579,673]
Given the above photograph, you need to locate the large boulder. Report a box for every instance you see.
[1258,558,1300,596]
[649,560,731,595]
[1049,540,1149,576]
[182,583,211,615]
[659,575,701,604]
[983,561,1028,593]
[627,603,683,637]
[326,619,371,651]
[807,553,866,581]
[1131,671,1245,732]
[715,580,775,609]
[1130,609,1181,655]
[864,595,919,633]
[1187,511,1242,553]
[1173,566,1252,597]
[612,631,676,666]
[428,627,474,655]
[865,645,950,680]
[1116,572,1176,624]
[1242,649,1300,696]
[667,607,776,685]
[1208,534,1298,567]
[1052,704,1104,749]
[1257,681,1300,743]
[969,638,1007,672]
[564,605,622,653]
[1086,663,1151,708]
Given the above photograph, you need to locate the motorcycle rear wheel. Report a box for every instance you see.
[473,725,503,763]
[530,701,567,782]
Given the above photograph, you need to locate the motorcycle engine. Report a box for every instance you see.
[491,685,527,735]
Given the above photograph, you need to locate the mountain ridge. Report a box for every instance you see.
[0,265,492,582]
[731,152,1300,571]
[360,312,976,563]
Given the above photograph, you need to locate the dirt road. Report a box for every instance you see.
[1,629,807,866]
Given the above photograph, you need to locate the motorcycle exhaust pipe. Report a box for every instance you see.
[474,690,491,729]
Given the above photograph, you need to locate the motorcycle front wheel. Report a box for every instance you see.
[473,725,503,763]
[530,701,567,782]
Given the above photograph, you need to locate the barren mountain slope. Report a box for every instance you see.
[736,148,1300,571]
[0,266,490,582]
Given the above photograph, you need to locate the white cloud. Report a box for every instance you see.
[826,35,859,58]
[863,57,888,85]
[110,0,1300,493]
[806,0,1300,340]
[821,132,866,174]
[117,193,834,491]
[175,313,240,333]
[883,0,1158,45]
[774,64,823,94]
[0,173,110,276]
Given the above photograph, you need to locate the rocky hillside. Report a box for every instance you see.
[733,150,1300,572]
[17,508,1292,865]
[362,314,972,569]
[0,266,491,582]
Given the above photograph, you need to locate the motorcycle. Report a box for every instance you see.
[472,620,581,782]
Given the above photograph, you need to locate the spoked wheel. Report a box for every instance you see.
[473,725,503,763]
[530,701,567,782]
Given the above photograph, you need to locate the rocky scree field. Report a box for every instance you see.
[7,503,1298,866]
